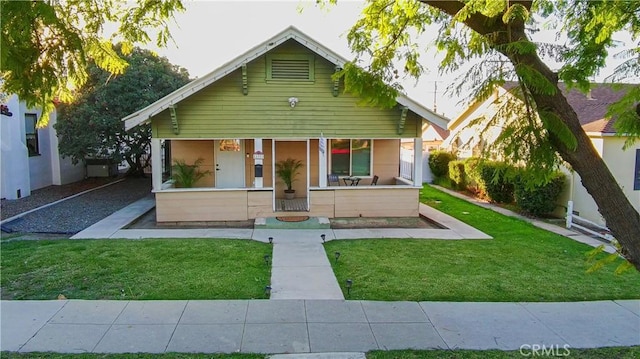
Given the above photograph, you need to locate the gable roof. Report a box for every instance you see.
[502,82,629,134]
[123,26,449,131]
[432,124,450,140]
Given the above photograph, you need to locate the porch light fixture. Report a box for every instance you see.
[269,236,273,244]
[334,251,341,263]
[288,97,299,108]
[264,254,270,265]
[321,234,326,243]
[265,285,272,296]
[346,279,353,296]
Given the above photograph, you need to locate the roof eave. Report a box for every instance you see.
[397,96,449,129]
[122,25,450,131]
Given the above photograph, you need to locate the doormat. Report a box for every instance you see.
[276,216,310,222]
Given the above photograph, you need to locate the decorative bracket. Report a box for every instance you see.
[398,106,408,135]
[332,66,341,97]
[169,105,179,135]
[242,64,248,95]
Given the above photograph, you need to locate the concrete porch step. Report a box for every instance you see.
[255,217,331,229]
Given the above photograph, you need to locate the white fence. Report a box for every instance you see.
[566,201,614,242]
[400,149,413,180]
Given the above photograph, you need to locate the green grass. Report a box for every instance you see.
[367,347,640,359]
[325,185,640,302]
[1,239,271,300]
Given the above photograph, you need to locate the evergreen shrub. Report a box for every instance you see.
[515,172,566,216]
[480,161,515,204]
[429,150,456,178]
[463,157,485,196]
[448,160,467,190]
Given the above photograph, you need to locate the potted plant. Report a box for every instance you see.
[171,158,211,188]
[275,157,303,199]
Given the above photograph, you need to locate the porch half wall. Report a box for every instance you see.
[155,187,419,222]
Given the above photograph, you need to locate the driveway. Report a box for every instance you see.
[1,177,151,235]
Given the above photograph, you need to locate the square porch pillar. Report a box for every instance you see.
[151,138,162,191]
[413,137,423,186]
[319,136,327,187]
[254,138,263,188]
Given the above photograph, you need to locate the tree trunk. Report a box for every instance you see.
[422,0,640,270]
[497,31,640,271]
[125,155,147,177]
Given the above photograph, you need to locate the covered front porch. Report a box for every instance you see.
[150,137,424,222]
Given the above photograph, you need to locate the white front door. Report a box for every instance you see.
[214,139,245,188]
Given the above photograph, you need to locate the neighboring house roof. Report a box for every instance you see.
[432,124,450,140]
[123,26,449,131]
[503,81,630,134]
[423,123,449,141]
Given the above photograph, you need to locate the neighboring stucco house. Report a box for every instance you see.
[1,94,85,200]
[123,26,449,223]
[421,123,449,152]
[442,82,640,227]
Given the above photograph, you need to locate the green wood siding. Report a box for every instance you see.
[153,40,421,139]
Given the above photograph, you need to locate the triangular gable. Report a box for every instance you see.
[123,26,449,130]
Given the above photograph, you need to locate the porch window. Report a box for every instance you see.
[219,139,241,151]
[25,113,39,156]
[330,139,372,176]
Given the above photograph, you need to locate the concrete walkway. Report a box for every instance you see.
[256,230,344,300]
[71,199,492,241]
[2,299,638,354]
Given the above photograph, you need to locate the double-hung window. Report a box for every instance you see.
[330,139,372,176]
[25,113,39,156]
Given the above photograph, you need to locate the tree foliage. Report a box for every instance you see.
[0,0,185,126]
[55,47,189,176]
[326,0,640,271]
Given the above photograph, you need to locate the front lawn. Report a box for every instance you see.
[1,239,271,300]
[325,185,640,302]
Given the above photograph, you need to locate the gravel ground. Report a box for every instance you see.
[1,176,120,220]
[1,177,151,234]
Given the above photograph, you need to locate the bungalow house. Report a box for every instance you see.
[441,82,640,227]
[1,94,85,200]
[123,26,449,223]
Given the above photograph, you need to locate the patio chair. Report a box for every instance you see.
[328,173,341,186]
[371,175,379,185]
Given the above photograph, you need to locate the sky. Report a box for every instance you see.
[149,0,463,117]
[147,0,636,120]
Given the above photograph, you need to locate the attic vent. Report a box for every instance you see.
[267,54,314,82]
[271,59,309,79]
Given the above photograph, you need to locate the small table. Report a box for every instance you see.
[343,176,361,186]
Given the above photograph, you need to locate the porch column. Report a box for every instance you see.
[254,138,263,188]
[151,138,162,191]
[413,137,423,186]
[319,136,327,187]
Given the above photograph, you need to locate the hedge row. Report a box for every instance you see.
[428,153,565,216]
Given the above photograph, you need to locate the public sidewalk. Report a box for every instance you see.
[2,299,638,354]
